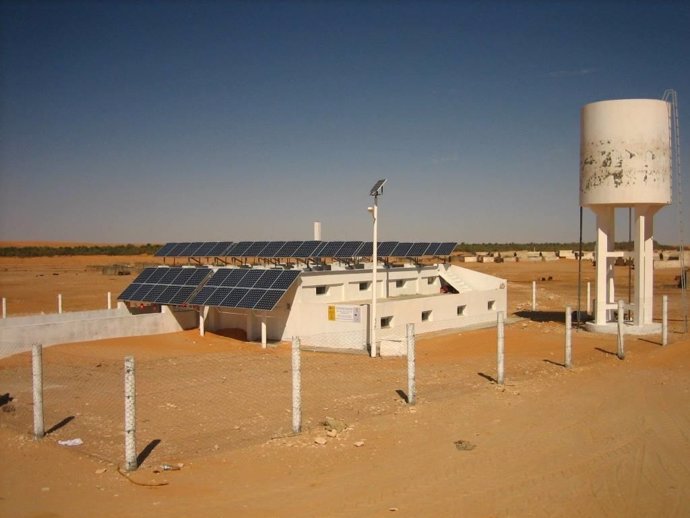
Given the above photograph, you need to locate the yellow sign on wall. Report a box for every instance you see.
[328,305,336,321]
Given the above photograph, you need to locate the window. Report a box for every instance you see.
[421,310,432,322]
[359,281,369,291]
[427,277,436,285]
[457,305,466,316]
[380,316,393,328]
[395,279,405,288]
[316,286,328,295]
[488,300,495,310]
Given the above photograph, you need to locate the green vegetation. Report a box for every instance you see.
[0,244,161,257]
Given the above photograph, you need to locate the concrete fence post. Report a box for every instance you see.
[617,300,625,360]
[565,306,572,368]
[406,323,416,405]
[32,343,45,439]
[497,311,505,385]
[107,291,112,310]
[586,282,591,314]
[531,281,537,312]
[662,295,668,346]
[124,356,137,471]
[291,337,302,434]
[58,294,63,314]
[2,297,6,318]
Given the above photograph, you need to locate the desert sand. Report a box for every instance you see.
[1,254,689,517]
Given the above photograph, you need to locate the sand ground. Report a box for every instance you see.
[1,255,689,517]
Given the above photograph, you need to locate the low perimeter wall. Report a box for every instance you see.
[0,307,196,359]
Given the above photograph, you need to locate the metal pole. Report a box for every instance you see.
[617,300,625,360]
[291,337,302,433]
[124,356,137,471]
[371,197,378,357]
[577,206,583,328]
[565,306,572,368]
[662,295,668,346]
[531,281,536,312]
[2,297,6,319]
[107,291,112,310]
[58,293,63,314]
[497,311,505,385]
[261,318,267,349]
[32,343,45,439]
[406,323,416,405]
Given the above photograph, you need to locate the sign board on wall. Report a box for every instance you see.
[328,305,361,323]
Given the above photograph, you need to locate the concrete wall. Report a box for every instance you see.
[0,306,195,359]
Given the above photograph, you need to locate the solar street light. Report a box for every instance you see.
[368,178,386,358]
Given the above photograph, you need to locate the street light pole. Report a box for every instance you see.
[371,196,378,358]
[368,179,387,358]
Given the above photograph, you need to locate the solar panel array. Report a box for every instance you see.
[190,268,300,311]
[155,241,457,258]
[118,267,301,311]
[118,267,214,306]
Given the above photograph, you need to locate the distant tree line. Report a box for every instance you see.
[0,244,161,257]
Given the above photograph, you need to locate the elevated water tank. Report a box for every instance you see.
[580,99,671,207]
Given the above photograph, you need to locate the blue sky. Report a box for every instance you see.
[1,0,689,244]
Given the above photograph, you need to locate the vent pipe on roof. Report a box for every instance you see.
[314,221,322,241]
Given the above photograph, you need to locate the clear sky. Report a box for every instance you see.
[1,0,689,245]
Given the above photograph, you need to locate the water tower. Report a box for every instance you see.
[580,99,672,333]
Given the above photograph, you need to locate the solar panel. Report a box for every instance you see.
[315,241,345,258]
[192,242,217,257]
[130,284,155,301]
[253,269,282,289]
[146,268,169,283]
[436,242,457,256]
[190,286,216,306]
[391,242,414,257]
[168,242,191,257]
[334,241,364,258]
[132,268,157,284]
[173,268,195,285]
[236,289,264,309]
[253,290,284,311]
[141,285,167,302]
[424,242,441,256]
[118,283,141,301]
[179,242,204,256]
[205,268,233,287]
[225,241,252,256]
[155,285,181,304]
[154,243,177,257]
[258,241,285,258]
[237,269,264,287]
[220,269,249,287]
[407,242,431,257]
[206,287,233,306]
[244,241,269,257]
[187,268,212,285]
[271,270,300,290]
[207,241,233,256]
[169,286,195,305]
[275,241,302,257]
[358,242,373,256]
[377,242,398,256]
[159,268,182,285]
[221,288,249,307]
[292,241,321,258]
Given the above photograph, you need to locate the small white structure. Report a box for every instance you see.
[204,263,506,354]
[580,98,671,334]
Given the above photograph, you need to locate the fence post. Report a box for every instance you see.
[107,291,112,310]
[617,300,625,360]
[124,356,137,471]
[32,343,45,439]
[58,294,63,314]
[406,323,416,405]
[662,295,668,346]
[291,337,302,433]
[586,282,591,314]
[497,311,505,385]
[531,281,537,312]
[2,297,6,318]
[565,306,572,368]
